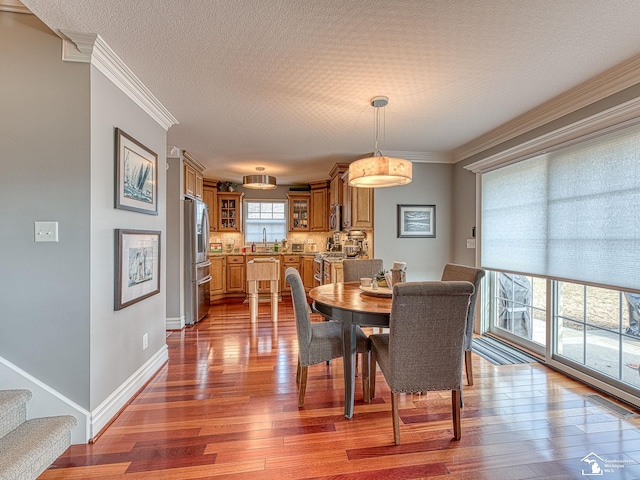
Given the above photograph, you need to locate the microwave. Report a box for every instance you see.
[329,204,342,232]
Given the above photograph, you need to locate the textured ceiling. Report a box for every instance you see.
[18,0,640,184]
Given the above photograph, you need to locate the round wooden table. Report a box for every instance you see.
[309,282,392,419]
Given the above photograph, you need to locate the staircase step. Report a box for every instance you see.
[0,390,31,438]
[0,415,77,480]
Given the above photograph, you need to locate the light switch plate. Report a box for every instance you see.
[34,221,59,242]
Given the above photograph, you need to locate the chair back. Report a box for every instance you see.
[387,281,474,392]
[285,267,312,351]
[342,259,384,282]
[441,264,486,351]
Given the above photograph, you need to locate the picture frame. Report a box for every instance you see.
[210,242,223,253]
[115,229,161,310]
[397,204,436,238]
[115,128,158,215]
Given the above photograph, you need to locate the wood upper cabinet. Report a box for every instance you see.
[341,170,352,229]
[341,170,373,230]
[203,179,218,232]
[287,192,310,231]
[351,184,374,228]
[183,151,204,200]
[309,180,329,231]
[218,192,244,232]
[329,163,348,207]
[225,255,245,293]
[210,255,225,297]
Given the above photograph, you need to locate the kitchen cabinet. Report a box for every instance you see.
[287,192,310,231]
[280,255,300,292]
[246,255,282,294]
[209,255,225,299]
[341,170,374,230]
[323,260,343,285]
[218,192,244,232]
[301,255,315,291]
[203,179,218,232]
[309,180,329,231]
[184,152,204,200]
[225,255,245,293]
[329,163,348,207]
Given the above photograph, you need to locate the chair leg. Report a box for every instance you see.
[296,361,301,383]
[361,352,370,403]
[298,365,308,407]
[465,349,473,386]
[370,349,377,399]
[452,390,461,440]
[391,392,400,445]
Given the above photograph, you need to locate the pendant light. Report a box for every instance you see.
[348,96,412,188]
[243,167,277,189]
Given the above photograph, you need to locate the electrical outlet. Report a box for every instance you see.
[142,333,149,350]
[466,238,476,249]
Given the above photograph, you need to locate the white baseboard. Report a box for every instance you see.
[0,345,168,444]
[0,356,90,444]
[165,315,185,330]
[90,345,168,439]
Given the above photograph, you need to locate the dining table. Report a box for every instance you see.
[309,281,392,419]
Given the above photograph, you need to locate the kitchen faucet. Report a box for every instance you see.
[262,228,267,249]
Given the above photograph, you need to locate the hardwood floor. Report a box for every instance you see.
[41,299,640,479]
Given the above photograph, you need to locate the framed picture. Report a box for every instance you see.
[210,242,223,253]
[115,128,158,215]
[397,204,436,238]
[115,229,161,310]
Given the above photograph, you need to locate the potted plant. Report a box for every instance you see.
[224,181,237,192]
[375,269,389,287]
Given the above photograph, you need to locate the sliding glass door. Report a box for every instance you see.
[486,271,546,356]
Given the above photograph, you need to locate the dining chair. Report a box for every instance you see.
[342,258,384,282]
[369,281,475,444]
[441,263,486,386]
[285,267,371,407]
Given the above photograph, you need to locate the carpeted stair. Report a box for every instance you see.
[0,389,76,480]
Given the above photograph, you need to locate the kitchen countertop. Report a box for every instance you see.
[209,251,321,257]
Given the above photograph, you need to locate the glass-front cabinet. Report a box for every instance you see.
[218,192,244,232]
[287,192,310,231]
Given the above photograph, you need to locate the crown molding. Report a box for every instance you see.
[454,53,640,163]
[0,0,31,14]
[59,30,178,131]
[464,94,640,174]
[379,150,453,164]
[182,150,206,172]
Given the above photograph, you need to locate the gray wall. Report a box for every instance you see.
[0,11,168,415]
[452,161,477,266]
[373,163,453,280]
[0,12,91,406]
[89,67,167,410]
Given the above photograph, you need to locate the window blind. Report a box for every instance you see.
[481,124,640,291]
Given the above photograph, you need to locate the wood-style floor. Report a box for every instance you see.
[41,299,640,479]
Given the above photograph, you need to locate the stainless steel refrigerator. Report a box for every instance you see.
[184,197,211,325]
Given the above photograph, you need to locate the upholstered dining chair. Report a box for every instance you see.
[441,263,486,386]
[369,281,475,445]
[342,258,384,283]
[285,267,371,407]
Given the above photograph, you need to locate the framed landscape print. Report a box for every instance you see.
[115,128,158,215]
[397,204,436,238]
[115,229,161,310]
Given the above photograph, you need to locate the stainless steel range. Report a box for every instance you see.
[313,252,346,286]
